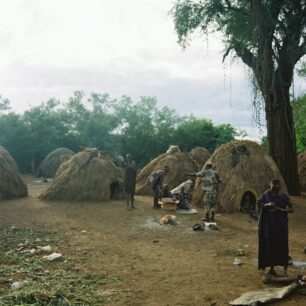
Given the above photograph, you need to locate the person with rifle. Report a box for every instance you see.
[186,161,220,221]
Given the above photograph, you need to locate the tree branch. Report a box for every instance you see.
[232,40,256,69]
[223,0,248,16]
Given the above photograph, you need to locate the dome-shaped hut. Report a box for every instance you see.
[0,146,28,200]
[39,149,123,201]
[188,147,211,167]
[136,151,201,195]
[192,140,287,212]
[298,150,306,192]
[37,148,74,178]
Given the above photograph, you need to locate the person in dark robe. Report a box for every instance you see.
[147,165,169,209]
[123,154,137,210]
[257,179,294,276]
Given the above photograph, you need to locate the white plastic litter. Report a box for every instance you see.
[11,281,28,290]
[30,249,36,254]
[233,257,242,265]
[292,260,306,268]
[44,252,62,261]
[41,245,52,252]
[204,222,219,231]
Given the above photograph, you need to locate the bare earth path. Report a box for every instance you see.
[0,175,306,305]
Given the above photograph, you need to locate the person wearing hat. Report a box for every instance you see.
[186,160,220,221]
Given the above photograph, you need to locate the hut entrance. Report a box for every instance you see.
[110,181,120,199]
[240,191,256,213]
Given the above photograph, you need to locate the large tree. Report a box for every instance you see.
[172,0,306,195]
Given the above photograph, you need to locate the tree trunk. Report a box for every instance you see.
[264,84,300,195]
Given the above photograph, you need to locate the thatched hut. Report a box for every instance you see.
[37,148,74,178]
[192,140,287,212]
[188,147,211,167]
[0,146,28,200]
[298,150,306,192]
[136,151,200,195]
[39,150,123,201]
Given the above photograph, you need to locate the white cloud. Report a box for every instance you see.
[0,0,305,139]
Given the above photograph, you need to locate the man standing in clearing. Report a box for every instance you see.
[123,154,137,210]
[147,165,170,209]
[257,179,294,277]
[187,161,220,222]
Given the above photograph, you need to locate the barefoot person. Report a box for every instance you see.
[186,161,220,221]
[123,154,137,210]
[257,179,294,276]
[147,165,169,209]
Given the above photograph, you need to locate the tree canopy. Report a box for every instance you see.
[172,0,306,195]
[0,92,238,172]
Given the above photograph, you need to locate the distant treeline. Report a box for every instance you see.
[0,92,242,173]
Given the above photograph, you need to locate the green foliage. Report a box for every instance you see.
[261,136,269,152]
[174,117,236,153]
[0,92,239,172]
[297,61,306,77]
[0,95,11,112]
[292,94,306,154]
[0,227,118,305]
[172,1,305,68]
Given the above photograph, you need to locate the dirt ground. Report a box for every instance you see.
[1,175,306,306]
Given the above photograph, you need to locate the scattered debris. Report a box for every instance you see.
[11,281,28,290]
[233,258,242,265]
[230,277,306,305]
[43,252,62,261]
[81,230,87,234]
[192,223,204,231]
[41,245,52,252]
[291,260,306,268]
[204,222,219,231]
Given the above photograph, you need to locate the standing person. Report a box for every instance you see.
[123,154,137,210]
[147,165,170,209]
[257,179,294,277]
[186,161,220,221]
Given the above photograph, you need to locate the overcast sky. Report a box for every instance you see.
[0,0,305,139]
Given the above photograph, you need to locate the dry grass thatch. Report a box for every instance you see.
[298,150,306,192]
[0,146,28,200]
[37,148,74,178]
[39,150,124,201]
[192,140,287,212]
[188,147,211,167]
[136,151,200,195]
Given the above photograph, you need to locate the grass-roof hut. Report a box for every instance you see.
[188,147,211,167]
[39,150,123,201]
[192,140,287,212]
[37,148,74,178]
[0,146,28,200]
[298,150,306,192]
[136,151,200,195]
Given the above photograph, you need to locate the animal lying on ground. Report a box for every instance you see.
[158,214,176,225]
